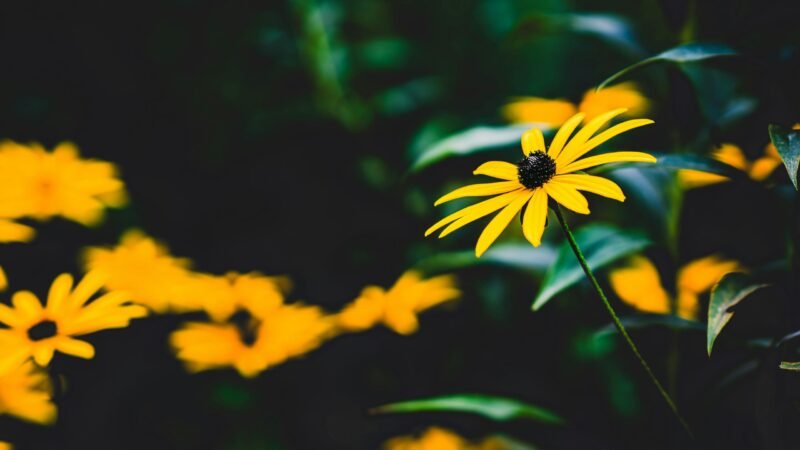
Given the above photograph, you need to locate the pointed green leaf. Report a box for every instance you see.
[372,394,563,425]
[707,273,769,355]
[768,124,800,190]
[593,314,705,340]
[415,243,556,273]
[597,42,738,90]
[532,224,651,310]
[779,361,800,371]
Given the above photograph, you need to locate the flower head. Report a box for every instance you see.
[427,110,655,256]
[0,270,147,368]
[0,361,56,425]
[609,255,740,320]
[336,271,460,335]
[679,141,785,189]
[0,141,127,226]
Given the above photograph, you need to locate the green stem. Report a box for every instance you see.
[552,204,693,438]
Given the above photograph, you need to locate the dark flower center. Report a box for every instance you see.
[230,310,259,347]
[27,320,58,341]
[517,151,556,189]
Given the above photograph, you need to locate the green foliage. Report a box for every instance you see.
[415,243,556,273]
[779,361,800,371]
[597,42,738,90]
[768,124,800,190]
[372,394,564,425]
[532,223,651,310]
[593,314,704,341]
[707,273,769,356]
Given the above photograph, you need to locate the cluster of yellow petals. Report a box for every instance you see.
[502,83,650,127]
[679,142,784,189]
[0,141,127,231]
[609,255,740,320]
[383,427,507,450]
[0,361,56,425]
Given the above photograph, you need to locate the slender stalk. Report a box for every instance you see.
[552,204,693,438]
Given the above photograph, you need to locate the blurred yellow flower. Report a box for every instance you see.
[609,255,740,320]
[180,271,291,322]
[0,270,147,368]
[0,442,11,450]
[170,281,335,377]
[427,109,655,256]
[337,271,459,335]
[0,141,127,226]
[678,142,784,188]
[0,266,6,292]
[0,220,35,243]
[383,427,506,450]
[83,230,197,313]
[0,361,56,425]
[503,83,649,127]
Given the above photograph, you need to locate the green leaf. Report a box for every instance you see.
[779,361,800,371]
[411,124,549,171]
[768,124,800,190]
[593,314,705,340]
[415,243,556,273]
[515,13,643,56]
[597,42,738,90]
[707,273,769,355]
[532,224,651,310]
[371,394,564,425]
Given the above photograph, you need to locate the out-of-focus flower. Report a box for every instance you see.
[679,142,784,189]
[0,220,35,243]
[0,266,6,292]
[427,109,655,256]
[609,255,740,320]
[383,427,507,450]
[0,441,12,450]
[0,361,56,425]
[337,271,459,335]
[0,271,147,368]
[503,83,649,127]
[179,271,291,322]
[83,230,197,313]
[0,141,127,226]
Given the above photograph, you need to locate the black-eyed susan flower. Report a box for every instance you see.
[609,255,740,320]
[503,83,649,127]
[426,109,656,256]
[0,270,147,368]
[383,427,506,450]
[336,271,460,335]
[0,361,56,425]
[0,141,127,226]
[679,140,786,189]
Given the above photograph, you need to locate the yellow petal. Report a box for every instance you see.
[749,156,782,181]
[521,128,546,155]
[609,256,671,314]
[521,189,548,246]
[677,255,740,295]
[677,169,729,189]
[543,180,590,214]
[558,151,657,174]
[45,273,74,316]
[54,337,95,359]
[676,291,699,321]
[11,291,43,321]
[473,161,518,180]
[68,270,106,308]
[712,143,748,170]
[579,83,649,121]
[501,97,577,126]
[0,220,35,243]
[435,189,525,238]
[555,108,627,167]
[32,346,54,367]
[547,112,585,160]
[0,266,6,291]
[552,173,626,201]
[475,191,531,257]
[559,118,654,167]
[434,181,520,206]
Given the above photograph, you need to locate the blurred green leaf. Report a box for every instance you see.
[532,224,651,311]
[515,13,644,56]
[372,394,564,424]
[212,383,253,411]
[768,124,800,190]
[707,273,769,355]
[415,242,556,273]
[597,42,738,90]
[653,152,748,178]
[779,361,800,371]
[593,314,705,341]
[411,124,549,171]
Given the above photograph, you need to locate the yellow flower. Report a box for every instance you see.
[0,220,35,243]
[179,271,291,322]
[503,83,649,126]
[170,283,335,377]
[678,142,784,188]
[0,141,127,226]
[609,255,740,320]
[0,442,11,450]
[0,361,56,425]
[83,230,196,313]
[336,271,460,335]
[383,427,506,450]
[0,270,148,368]
[427,110,656,256]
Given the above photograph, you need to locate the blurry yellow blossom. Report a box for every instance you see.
[679,140,786,189]
[180,271,291,322]
[0,141,127,226]
[0,266,6,292]
[336,271,460,335]
[0,270,147,368]
[0,361,56,425]
[503,83,649,126]
[609,255,740,320]
[383,427,507,450]
[83,230,197,313]
[0,442,11,450]
[0,220,35,243]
